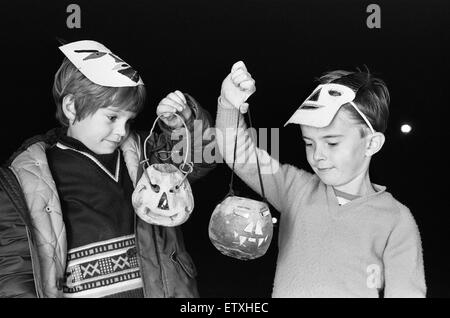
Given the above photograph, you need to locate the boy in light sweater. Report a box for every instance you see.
[215,61,426,297]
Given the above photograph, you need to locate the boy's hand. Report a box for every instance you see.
[156,90,192,129]
[220,61,256,113]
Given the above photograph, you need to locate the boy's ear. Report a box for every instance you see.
[365,132,385,157]
[62,94,77,124]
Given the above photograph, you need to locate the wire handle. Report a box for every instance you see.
[142,112,191,171]
[140,113,193,192]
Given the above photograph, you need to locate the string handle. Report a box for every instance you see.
[228,106,267,203]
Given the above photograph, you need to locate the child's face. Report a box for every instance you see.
[68,106,136,154]
[301,110,371,189]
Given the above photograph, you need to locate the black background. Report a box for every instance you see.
[1,0,449,297]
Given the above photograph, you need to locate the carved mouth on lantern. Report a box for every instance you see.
[233,234,269,247]
[232,224,269,247]
[227,208,271,247]
[144,206,179,221]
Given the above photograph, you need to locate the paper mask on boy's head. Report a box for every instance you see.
[284,83,375,133]
[59,40,144,87]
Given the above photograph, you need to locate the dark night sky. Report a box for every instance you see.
[1,0,449,297]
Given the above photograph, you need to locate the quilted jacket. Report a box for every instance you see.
[0,96,215,297]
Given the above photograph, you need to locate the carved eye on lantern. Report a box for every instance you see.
[132,163,194,227]
[149,180,160,193]
[208,196,274,260]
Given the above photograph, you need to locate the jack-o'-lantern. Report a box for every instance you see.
[132,113,194,227]
[208,105,276,260]
[209,196,274,260]
[132,163,194,226]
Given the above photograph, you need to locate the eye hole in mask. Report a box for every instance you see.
[328,89,342,97]
[301,105,321,110]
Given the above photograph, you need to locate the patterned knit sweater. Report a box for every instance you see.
[215,101,426,298]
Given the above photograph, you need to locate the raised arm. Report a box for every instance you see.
[153,90,217,183]
[216,61,312,213]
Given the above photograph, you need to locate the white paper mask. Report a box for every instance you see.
[59,40,144,87]
[284,83,375,133]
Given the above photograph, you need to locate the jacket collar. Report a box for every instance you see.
[9,128,142,185]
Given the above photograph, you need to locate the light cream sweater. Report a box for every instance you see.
[215,101,426,298]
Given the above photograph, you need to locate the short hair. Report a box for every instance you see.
[53,57,146,127]
[318,69,390,134]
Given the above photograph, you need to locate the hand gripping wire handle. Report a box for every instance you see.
[228,106,267,203]
[141,113,193,189]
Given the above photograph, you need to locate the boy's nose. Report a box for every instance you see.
[114,123,128,137]
[313,147,326,161]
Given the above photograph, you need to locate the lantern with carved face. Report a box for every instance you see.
[208,196,274,260]
[132,113,194,227]
[132,163,194,226]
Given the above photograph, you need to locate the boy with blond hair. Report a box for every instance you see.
[215,61,426,297]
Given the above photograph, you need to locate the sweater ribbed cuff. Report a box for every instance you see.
[216,97,245,131]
